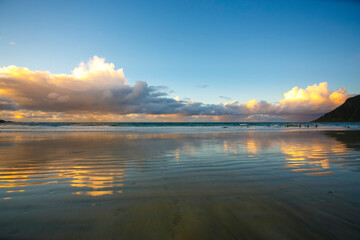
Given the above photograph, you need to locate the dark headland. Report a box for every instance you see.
[0,119,11,123]
[313,95,360,122]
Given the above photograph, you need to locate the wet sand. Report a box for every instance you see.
[0,130,359,239]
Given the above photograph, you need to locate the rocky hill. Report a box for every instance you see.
[313,95,360,122]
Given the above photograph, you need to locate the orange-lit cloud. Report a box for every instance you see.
[0,56,352,121]
[278,82,349,116]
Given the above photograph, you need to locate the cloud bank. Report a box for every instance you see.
[0,56,351,121]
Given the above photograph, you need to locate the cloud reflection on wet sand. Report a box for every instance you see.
[0,131,357,196]
[0,130,359,239]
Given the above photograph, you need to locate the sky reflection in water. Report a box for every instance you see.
[0,131,357,197]
[0,130,359,239]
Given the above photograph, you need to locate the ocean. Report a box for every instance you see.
[1,121,359,132]
[0,123,359,239]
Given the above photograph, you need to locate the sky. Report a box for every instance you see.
[0,0,359,122]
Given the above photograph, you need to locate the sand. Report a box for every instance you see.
[0,130,359,239]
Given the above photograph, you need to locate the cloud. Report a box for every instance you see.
[277,82,349,116]
[9,41,16,45]
[0,56,185,115]
[0,97,17,110]
[195,84,209,88]
[219,96,232,100]
[0,56,352,121]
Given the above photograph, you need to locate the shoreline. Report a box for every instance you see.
[0,125,359,133]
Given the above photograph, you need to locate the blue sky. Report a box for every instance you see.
[0,0,359,121]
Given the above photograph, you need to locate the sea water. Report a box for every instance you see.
[0,121,359,132]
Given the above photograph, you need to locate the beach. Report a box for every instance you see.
[0,127,359,239]
[2,0,359,238]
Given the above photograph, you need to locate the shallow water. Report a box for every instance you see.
[0,130,359,239]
